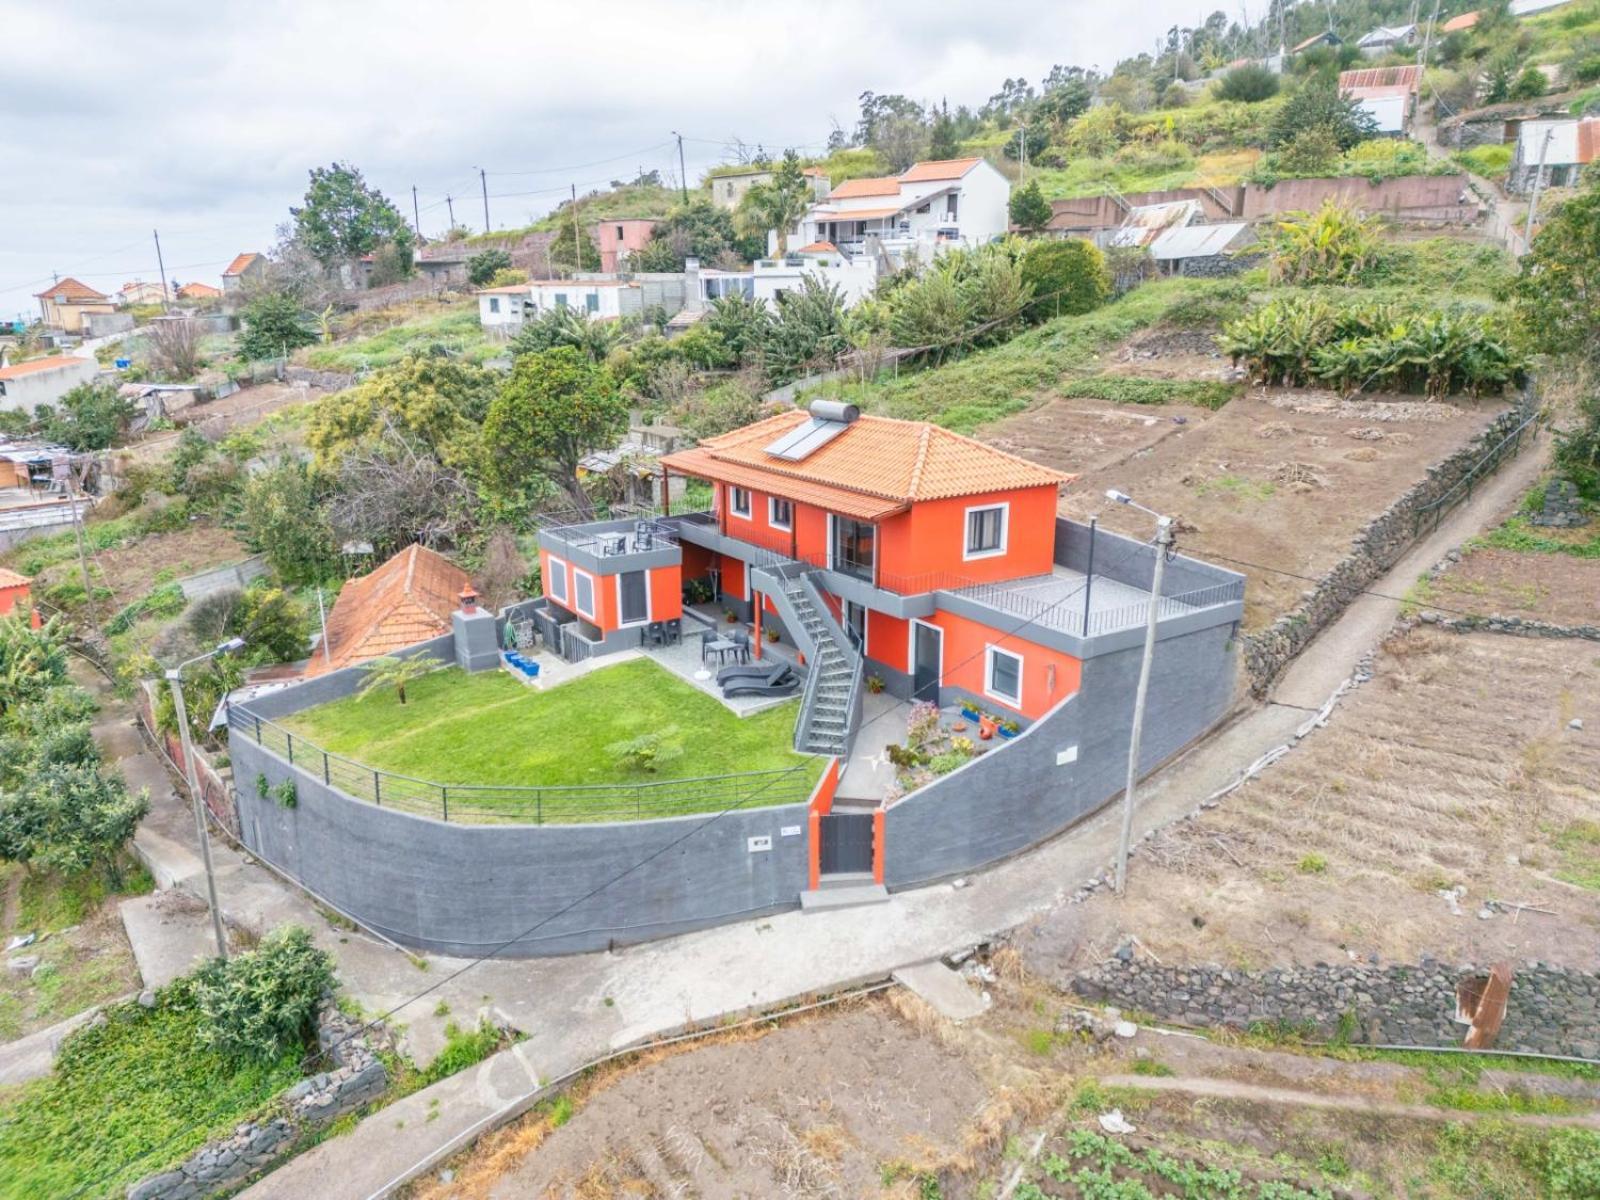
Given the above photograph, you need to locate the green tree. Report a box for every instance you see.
[305,352,498,469]
[1268,76,1377,151]
[467,249,513,287]
[237,292,317,361]
[766,275,850,383]
[1039,76,1093,126]
[232,587,311,665]
[35,381,136,451]
[236,459,338,584]
[358,654,437,706]
[1009,181,1053,234]
[704,292,773,366]
[0,762,148,879]
[1020,238,1111,321]
[1215,64,1280,102]
[1002,125,1050,163]
[547,205,602,272]
[481,346,627,517]
[510,307,636,364]
[1266,201,1380,285]
[634,201,763,271]
[190,925,335,1064]
[738,150,813,257]
[928,103,962,159]
[290,162,414,269]
[1514,178,1600,393]
[0,616,69,717]
[1509,65,1548,100]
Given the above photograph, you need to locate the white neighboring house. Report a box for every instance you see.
[1338,66,1421,137]
[775,157,1012,269]
[477,279,642,332]
[1356,23,1415,54]
[0,355,99,416]
[700,243,880,312]
[1508,117,1599,193]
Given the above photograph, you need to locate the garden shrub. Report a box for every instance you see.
[190,925,335,1064]
[1020,239,1111,323]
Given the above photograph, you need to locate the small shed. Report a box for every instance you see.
[1148,222,1258,276]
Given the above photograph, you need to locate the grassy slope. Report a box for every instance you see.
[301,306,493,371]
[281,660,820,795]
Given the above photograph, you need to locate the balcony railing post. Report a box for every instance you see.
[442,785,449,822]
[286,733,293,765]
[373,770,381,806]
[323,753,330,786]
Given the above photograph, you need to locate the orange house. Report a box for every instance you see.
[0,569,40,628]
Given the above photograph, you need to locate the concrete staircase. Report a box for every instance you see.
[781,578,858,757]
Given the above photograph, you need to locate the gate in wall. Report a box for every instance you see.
[819,812,874,875]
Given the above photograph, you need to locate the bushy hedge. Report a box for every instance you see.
[1219,295,1527,397]
[189,925,335,1064]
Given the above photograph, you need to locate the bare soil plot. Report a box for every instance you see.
[982,388,1506,631]
[1020,628,1600,976]
[1426,545,1600,626]
[42,520,245,606]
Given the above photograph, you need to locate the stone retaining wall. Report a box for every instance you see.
[1241,395,1538,695]
[1429,611,1600,642]
[126,1002,387,1200]
[1073,959,1600,1057]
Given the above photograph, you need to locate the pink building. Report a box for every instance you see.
[595,219,657,272]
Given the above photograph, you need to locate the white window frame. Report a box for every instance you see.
[984,644,1024,708]
[546,555,569,605]
[614,569,652,628]
[729,485,753,520]
[768,496,793,531]
[963,502,1010,561]
[572,567,597,620]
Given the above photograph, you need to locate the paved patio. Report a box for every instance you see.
[837,689,911,801]
[644,632,803,717]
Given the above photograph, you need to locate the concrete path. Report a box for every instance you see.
[893,961,988,1022]
[0,998,130,1088]
[15,434,1517,1198]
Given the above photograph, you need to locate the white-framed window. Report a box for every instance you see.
[964,502,1009,560]
[769,496,793,530]
[729,486,752,519]
[573,568,596,619]
[616,569,650,626]
[546,556,569,604]
[985,645,1024,707]
[488,297,500,314]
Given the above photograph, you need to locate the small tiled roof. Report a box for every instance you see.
[478,283,533,294]
[0,355,92,380]
[801,166,829,177]
[829,176,903,199]
[222,252,262,277]
[0,567,31,588]
[793,241,840,253]
[1339,64,1422,92]
[1441,10,1480,31]
[899,157,983,182]
[662,410,1073,521]
[177,282,221,298]
[303,544,470,678]
[34,277,108,302]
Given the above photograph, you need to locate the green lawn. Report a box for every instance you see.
[280,659,821,818]
[301,306,495,372]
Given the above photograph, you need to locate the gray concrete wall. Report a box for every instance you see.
[884,622,1236,889]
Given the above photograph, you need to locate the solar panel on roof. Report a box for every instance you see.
[763,418,849,461]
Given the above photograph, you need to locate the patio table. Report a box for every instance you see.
[703,636,738,665]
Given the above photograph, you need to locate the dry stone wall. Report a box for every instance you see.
[1074,958,1600,1057]
[1241,394,1538,695]
[125,1003,387,1200]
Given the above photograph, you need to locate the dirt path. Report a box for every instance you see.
[1101,1073,1600,1130]
[1414,103,1525,253]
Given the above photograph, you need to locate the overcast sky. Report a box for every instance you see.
[0,0,1204,321]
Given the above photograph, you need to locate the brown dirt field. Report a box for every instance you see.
[982,388,1506,631]
[1019,627,1600,978]
[44,520,245,607]
[1427,546,1600,627]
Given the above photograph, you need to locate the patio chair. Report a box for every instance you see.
[715,659,791,687]
[664,618,682,645]
[722,667,799,698]
[730,629,752,664]
[700,628,720,663]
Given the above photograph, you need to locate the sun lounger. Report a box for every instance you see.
[721,667,799,698]
[716,659,791,686]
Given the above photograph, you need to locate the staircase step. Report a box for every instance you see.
[817,870,874,888]
[800,883,890,912]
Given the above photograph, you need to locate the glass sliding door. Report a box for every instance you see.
[831,517,875,582]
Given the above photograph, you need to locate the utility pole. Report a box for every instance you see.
[445,194,456,230]
[673,131,689,203]
[1107,492,1174,895]
[316,587,332,666]
[570,183,582,268]
[152,229,171,309]
[479,168,491,233]
[66,457,96,626]
[1416,0,1442,67]
[412,185,422,237]
[166,665,230,960]
[1522,127,1554,256]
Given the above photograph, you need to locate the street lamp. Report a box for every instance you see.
[165,636,245,959]
[1104,490,1174,895]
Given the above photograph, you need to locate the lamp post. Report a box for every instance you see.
[165,636,245,960]
[1105,489,1174,895]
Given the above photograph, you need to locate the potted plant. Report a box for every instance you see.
[998,718,1021,740]
[765,627,781,643]
[866,675,885,694]
[724,609,738,623]
[959,700,982,721]
[977,714,998,740]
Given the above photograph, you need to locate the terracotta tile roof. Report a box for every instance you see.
[177,282,221,299]
[899,157,983,182]
[1581,118,1600,165]
[303,544,471,678]
[0,354,93,380]
[0,568,31,588]
[1338,64,1422,92]
[1291,30,1338,51]
[478,283,534,294]
[793,241,840,253]
[662,410,1073,521]
[802,166,829,177]
[829,176,903,199]
[222,252,262,277]
[1441,10,1480,31]
[33,277,108,302]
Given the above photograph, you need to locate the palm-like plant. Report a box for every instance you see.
[737,151,814,259]
[1266,201,1380,286]
[358,655,437,706]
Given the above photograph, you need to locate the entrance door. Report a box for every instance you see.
[911,621,942,703]
[844,601,866,652]
[820,812,874,875]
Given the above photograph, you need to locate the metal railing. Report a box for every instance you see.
[1411,410,1540,537]
[228,708,816,825]
[953,577,1246,639]
[546,519,681,557]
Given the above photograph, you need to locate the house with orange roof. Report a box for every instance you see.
[177,281,223,302]
[776,157,1012,269]
[34,278,115,333]
[221,252,267,297]
[1338,64,1423,135]
[0,354,100,414]
[708,164,830,212]
[1441,10,1480,32]
[0,568,40,628]
[304,544,475,678]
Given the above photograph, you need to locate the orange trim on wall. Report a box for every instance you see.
[807,757,841,891]
[872,808,885,884]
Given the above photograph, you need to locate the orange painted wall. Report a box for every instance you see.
[0,582,36,627]
[720,554,747,602]
[540,548,680,633]
[867,610,909,672]
[878,485,1059,590]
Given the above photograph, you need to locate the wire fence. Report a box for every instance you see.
[227,707,817,826]
[1411,409,1539,538]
